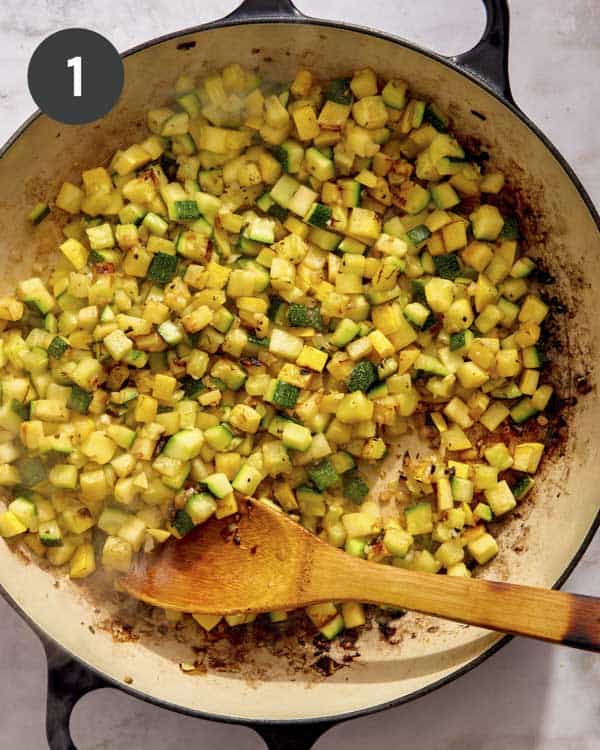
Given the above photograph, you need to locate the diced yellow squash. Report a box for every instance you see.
[292,105,320,141]
[442,221,468,252]
[0,510,27,537]
[229,404,262,434]
[56,182,85,215]
[296,345,328,372]
[485,480,516,516]
[468,532,498,564]
[351,68,378,98]
[102,535,133,572]
[470,204,504,240]
[479,402,510,431]
[60,238,88,271]
[441,426,472,451]
[337,392,374,424]
[69,543,96,579]
[513,442,545,473]
[456,361,489,389]
[518,294,549,324]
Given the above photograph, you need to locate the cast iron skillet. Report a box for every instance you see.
[0,1,598,748]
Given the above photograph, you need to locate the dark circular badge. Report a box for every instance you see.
[28,28,124,125]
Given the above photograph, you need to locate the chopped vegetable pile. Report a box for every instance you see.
[0,63,554,639]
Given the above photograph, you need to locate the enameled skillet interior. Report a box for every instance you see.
[0,10,598,726]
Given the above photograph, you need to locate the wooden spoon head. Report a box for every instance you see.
[120,500,315,614]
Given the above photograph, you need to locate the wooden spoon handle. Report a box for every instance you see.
[309,549,600,651]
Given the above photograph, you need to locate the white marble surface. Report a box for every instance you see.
[0,1,598,748]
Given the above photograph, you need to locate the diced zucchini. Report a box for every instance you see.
[205,472,233,499]
[325,78,353,105]
[404,184,430,214]
[331,318,359,347]
[68,385,93,414]
[347,360,378,392]
[28,201,50,224]
[18,457,47,487]
[158,320,184,345]
[510,398,539,424]
[245,216,276,244]
[433,253,461,280]
[304,202,332,229]
[431,183,460,210]
[8,497,38,531]
[275,140,304,173]
[423,102,449,132]
[204,423,233,451]
[172,509,195,537]
[282,421,312,452]
[406,224,431,245]
[18,278,55,315]
[266,380,300,409]
[163,429,205,461]
[0,64,562,615]
[47,335,70,359]
[522,346,543,369]
[270,175,300,208]
[382,79,407,109]
[499,215,520,240]
[148,253,178,284]
[98,507,131,535]
[405,503,433,535]
[305,147,335,182]
[39,520,63,547]
[186,493,217,525]
[307,459,339,491]
[342,471,369,504]
[512,475,535,500]
[232,464,263,495]
[404,302,431,329]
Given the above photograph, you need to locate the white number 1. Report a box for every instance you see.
[67,56,82,97]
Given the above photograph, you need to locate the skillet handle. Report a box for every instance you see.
[452,0,514,102]
[252,721,336,749]
[42,636,108,750]
[224,0,304,22]
[225,1,514,104]
[40,636,336,750]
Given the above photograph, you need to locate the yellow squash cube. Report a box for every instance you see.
[70,543,96,579]
[442,221,468,252]
[296,345,328,372]
[513,442,544,473]
[368,330,395,358]
[485,480,516,516]
[81,431,117,465]
[479,402,510,431]
[135,394,158,423]
[229,404,262,434]
[337,392,374,424]
[152,373,177,402]
[456,361,489,389]
[468,533,498,564]
[292,105,320,141]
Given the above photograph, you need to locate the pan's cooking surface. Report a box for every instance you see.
[0,12,598,724]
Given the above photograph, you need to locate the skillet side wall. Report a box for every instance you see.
[0,21,598,722]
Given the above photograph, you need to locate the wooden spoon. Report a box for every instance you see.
[121,499,600,652]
